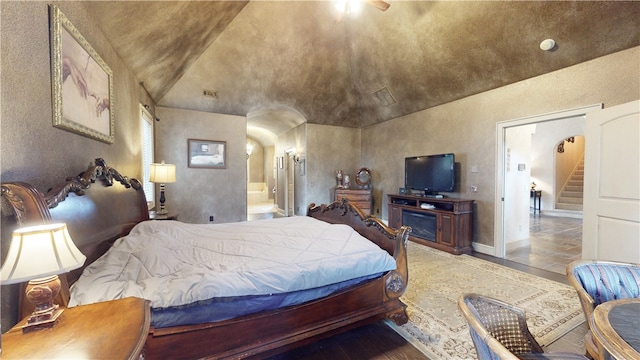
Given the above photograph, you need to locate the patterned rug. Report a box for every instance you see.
[387,242,585,359]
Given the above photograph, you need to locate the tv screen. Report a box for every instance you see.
[405,153,455,194]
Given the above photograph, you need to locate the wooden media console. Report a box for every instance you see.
[388,194,474,255]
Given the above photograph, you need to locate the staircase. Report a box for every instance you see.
[556,159,584,211]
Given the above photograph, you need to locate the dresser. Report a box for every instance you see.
[333,188,373,216]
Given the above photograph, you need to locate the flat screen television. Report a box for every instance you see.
[405,153,455,195]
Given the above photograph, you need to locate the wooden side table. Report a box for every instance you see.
[149,211,178,220]
[530,189,541,213]
[2,297,150,360]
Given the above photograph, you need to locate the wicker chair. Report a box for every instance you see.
[566,260,640,359]
[458,293,588,360]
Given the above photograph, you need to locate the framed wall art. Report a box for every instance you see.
[188,139,226,169]
[50,5,115,144]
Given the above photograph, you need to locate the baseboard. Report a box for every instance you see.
[472,242,494,255]
[506,238,531,251]
[544,209,583,219]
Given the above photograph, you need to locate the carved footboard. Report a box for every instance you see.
[307,199,411,325]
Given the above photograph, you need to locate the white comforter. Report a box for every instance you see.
[69,216,396,309]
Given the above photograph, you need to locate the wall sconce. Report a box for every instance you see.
[557,136,575,153]
[285,148,305,175]
[285,147,302,164]
[1,223,86,332]
[246,143,254,159]
[293,155,305,175]
[149,160,176,215]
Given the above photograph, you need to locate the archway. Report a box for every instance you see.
[246,105,307,219]
[553,135,585,212]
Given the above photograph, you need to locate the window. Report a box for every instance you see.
[141,105,155,208]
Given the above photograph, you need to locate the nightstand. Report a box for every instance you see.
[2,297,150,360]
[149,211,178,220]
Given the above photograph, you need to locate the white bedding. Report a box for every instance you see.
[69,216,396,309]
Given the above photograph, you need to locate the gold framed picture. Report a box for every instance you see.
[50,5,114,144]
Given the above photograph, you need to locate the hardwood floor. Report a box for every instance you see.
[265,321,429,360]
[251,209,588,359]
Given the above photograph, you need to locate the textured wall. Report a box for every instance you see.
[362,46,640,248]
[306,124,362,209]
[0,2,150,188]
[155,107,247,224]
[0,2,152,332]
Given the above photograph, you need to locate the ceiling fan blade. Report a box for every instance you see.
[368,0,390,11]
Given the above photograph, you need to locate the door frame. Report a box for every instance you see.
[493,104,602,257]
[284,148,296,216]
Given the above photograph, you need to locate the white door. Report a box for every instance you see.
[583,100,640,262]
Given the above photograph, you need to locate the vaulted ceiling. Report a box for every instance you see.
[83,1,640,143]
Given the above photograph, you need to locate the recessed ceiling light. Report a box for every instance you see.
[540,39,556,51]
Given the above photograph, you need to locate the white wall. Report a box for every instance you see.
[156,107,247,224]
[504,125,535,248]
[531,118,585,210]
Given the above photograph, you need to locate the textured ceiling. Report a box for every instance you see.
[84,1,640,143]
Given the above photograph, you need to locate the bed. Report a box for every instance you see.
[1,158,410,359]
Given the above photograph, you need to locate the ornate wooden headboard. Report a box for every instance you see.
[2,158,149,285]
[1,158,149,296]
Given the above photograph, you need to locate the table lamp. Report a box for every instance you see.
[0,223,86,332]
[149,160,176,215]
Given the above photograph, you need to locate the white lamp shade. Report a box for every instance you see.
[149,162,176,183]
[0,223,86,284]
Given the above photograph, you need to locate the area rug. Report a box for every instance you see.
[387,242,585,360]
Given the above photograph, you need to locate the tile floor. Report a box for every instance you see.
[506,214,583,274]
[248,201,279,221]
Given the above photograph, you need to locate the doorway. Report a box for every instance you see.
[495,104,602,272]
[246,137,277,221]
